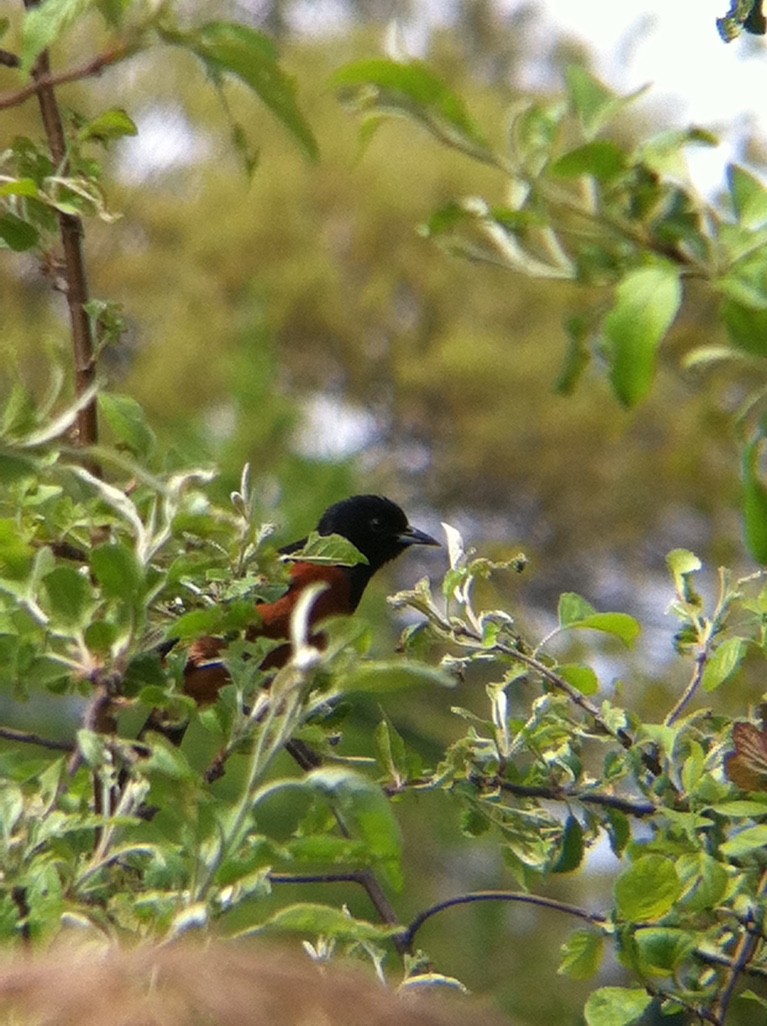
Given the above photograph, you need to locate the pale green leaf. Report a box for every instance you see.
[604,265,682,407]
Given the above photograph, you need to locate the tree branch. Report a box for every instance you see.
[710,866,767,1023]
[269,868,406,951]
[400,889,607,949]
[473,774,658,818]
[665,649,708,727]
[27,43,100,465]
[0,724,74,751]
[0,48,20,68]
[0,46,128,112]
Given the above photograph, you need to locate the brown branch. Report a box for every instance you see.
[400,889,607,949]
[457,629,662,776]
[473,775,658,818]
[15,18,131,472]
[385,773,658,818]
[710,866,767,1024]
[0,48,20,68]
[269,868,405,946]
[665,649,708,727]
[27,43,100,466]
[0,46,127,112]
[0,724,74,752]
[67,680,118,776]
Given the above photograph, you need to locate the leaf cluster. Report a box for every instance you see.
[4,5,767,1025]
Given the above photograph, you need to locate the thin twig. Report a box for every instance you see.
[66,681,117,776]
[0,48,20,68]
[665,650,708,727]
[400,890,607,949]
[474,775,658,818]
[18,15,127,469]
[384,774,658,818]
[493,640,635,750]
[0,46,128,112]
[694,945,767,980]
[269,869,406,949]
[710,866,767,1023]
[0,724,74,752]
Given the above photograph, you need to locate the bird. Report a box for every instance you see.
[144,495,440,744]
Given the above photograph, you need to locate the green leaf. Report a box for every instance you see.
[605,808,631,857]
[0,178,40,199]
[550,141,626,182]
[91,541,144,600]
[374,716,409,781]
[78,107,138,144]
[558,593,640,646]
[171,21,318,161]
[722,298,767,357]
[711,799,767,817]
[285,835,367,864]
[552,815,584,872]
[584,987,652,1026]
[22,0,95,72]
[702,637,747,691]
[143,734,197,781]
[0,783,24,840]
[0,213,39,252]
[565,66,644,139]
[331,58,489,159]
[76,728,108,768]
[558,664,599,695]
[614,854,681,922]
[43,564,92,627]
[558,592,596,627]
[576,613,640,647]
[99,392,156,458]
[0,520,34,578]
[676,853,729,912]
[559,929,604,980]
[258,902,397,941]
[555,314,592,395]
[169,607,225,641]
[720,823,767,857]
[741,990,767,1010]
[604,265,682,407]
[286,531,367,567]
[742,438,767,563]
[728,163,767,229]
[83,620,118,654]
[511,98,566,168]
[666,548,702,581]
[345,659,453,693]
[639,127,718,177]
[666,548,703,608]
[305,767,403,889]
[634,927,697,976]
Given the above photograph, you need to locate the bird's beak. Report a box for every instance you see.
[398,524,441,547]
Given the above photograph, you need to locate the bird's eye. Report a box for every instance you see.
[369,516,384,533]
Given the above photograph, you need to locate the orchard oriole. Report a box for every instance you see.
[145,495,439,741]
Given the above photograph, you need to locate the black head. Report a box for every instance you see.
[316,494,439,575]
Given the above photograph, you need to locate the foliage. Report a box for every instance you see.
[333,56,767,565]
[3,4,767,1026]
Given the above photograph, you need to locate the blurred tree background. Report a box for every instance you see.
[2,2,763,1022]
